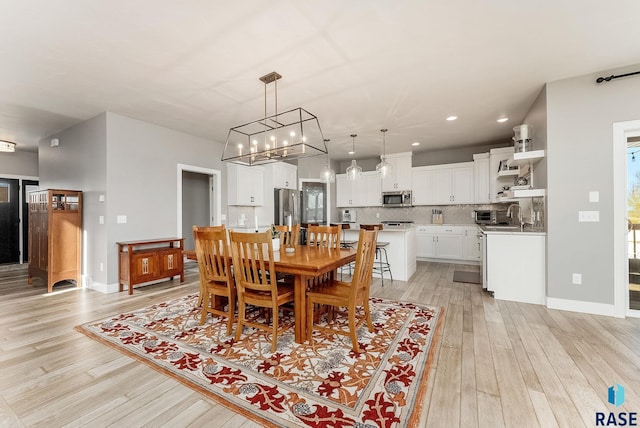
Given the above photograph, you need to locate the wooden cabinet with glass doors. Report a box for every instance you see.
[28,189,83,292]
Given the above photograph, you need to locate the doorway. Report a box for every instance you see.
[22,180,39,263]
[0,178,19,264]
[176,164,221,251]
[613,120,640,317]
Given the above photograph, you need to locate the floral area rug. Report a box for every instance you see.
[76,294,443,427]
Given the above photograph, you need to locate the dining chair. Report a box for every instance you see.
[307,224,341,249]
[306,227,378,352]
[193,225,236,335]
[274,224,300,247]
[229,230,295,352]
[359,223,392,286]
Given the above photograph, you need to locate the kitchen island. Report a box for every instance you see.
[343,224,416,282]
[480,225,546,305]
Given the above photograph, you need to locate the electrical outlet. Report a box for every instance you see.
[99,215,104,224]
[572,273,582,285]
[100,262,104,272]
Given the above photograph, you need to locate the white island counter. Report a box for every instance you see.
[343,225,416,282]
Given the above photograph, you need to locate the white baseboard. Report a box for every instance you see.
[546,297,615,317]
[416,257,480,265]
[85,281,120,294]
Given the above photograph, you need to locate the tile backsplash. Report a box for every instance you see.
[349,204,502,225]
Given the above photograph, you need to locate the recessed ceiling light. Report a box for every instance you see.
[411,142,420,146]
[446,116,458,121]
[497,117,509,123]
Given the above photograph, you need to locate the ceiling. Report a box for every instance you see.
[2,1,640,161]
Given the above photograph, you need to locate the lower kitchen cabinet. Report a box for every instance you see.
[416,225,480,262]
[462,226,481,261]
[484,232,545,305]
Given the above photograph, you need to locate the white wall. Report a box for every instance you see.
[546,63,640,309]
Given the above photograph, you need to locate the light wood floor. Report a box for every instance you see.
[1,261,639,427]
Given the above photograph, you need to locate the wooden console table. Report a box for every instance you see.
[117,238,184,295]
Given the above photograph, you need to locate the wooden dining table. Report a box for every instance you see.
[272,245,357,343]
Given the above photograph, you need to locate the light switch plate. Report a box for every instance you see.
[589,191,599,203]
[117,215,127,224]
[578,211,599,222]
[99,215,104,224]
[572,273,582,285]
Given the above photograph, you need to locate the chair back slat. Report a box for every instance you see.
[274,224,300,247]
[229,231,277,295]
[307,224,341,249]
[193,225,230,283]
[351,228,379,303]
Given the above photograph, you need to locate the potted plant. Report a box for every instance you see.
[270,224,280,251]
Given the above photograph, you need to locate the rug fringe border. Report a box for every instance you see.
[406,305,445,428]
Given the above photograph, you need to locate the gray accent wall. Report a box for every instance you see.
[39,111,225,291]
[0,150,38,177]
[39,113,108,287]
[546,63,640,305]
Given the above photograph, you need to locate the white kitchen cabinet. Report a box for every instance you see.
[227,163,264,206]
[266,162,297,189]
[412,162,474,205]
[473,152,491,204]
[416,225,463,260]
[381,152,412,192]
[462,226,481,261]
[411,168,431,205]
[484,232,546,305]
[336,172,381,207]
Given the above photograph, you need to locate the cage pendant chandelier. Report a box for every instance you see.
[376,128,393,178]
[221,71,327,165]
[345,134,362,181]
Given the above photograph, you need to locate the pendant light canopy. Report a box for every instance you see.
[319,139,335,183]
[345,134,362,181]
[376,128,393,179]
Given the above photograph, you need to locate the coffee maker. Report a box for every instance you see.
[341,209,356,223]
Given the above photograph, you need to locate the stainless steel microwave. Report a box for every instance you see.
[382,191,412,208]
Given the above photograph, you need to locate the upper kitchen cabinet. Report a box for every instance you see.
[264,162,297,190]
[227,163,264,206]
[336,172,381,207]
[412,162,474,205]
[473,153,490,204]
[381,152,412,192]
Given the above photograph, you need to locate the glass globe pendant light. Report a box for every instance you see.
[376,128,393,179]
[319,139,335,183]
[345,134,362,181]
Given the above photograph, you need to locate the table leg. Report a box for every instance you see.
[294,275,308,344]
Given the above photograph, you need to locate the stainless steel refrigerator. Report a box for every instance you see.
[274,188,301,227]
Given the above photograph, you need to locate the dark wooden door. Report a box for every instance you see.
[0,178,20,264]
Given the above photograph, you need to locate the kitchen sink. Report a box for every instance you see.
[483,225,521,231]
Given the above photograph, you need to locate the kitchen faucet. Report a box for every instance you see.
[506,203,524,230]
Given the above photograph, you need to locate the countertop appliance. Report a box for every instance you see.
[474,209,509,225]
[382,191,412,208]
[341,209,356,223]
[274,188,301,227]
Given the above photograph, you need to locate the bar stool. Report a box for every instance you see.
[359,224,393,286]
